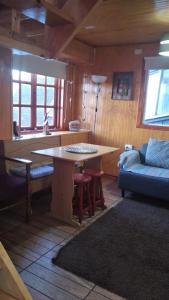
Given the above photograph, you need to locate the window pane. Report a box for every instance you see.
[36,86,45,105]
[47,76,55,85]
[47,108,54,125]
[36,107,44,126]
[157,70,169,115]
[37,74,45,84]
[21,107,31,127]
[21,71,31,82]
[144,69,169,126]
[46,87,54,105]
[13,82,19,104]
[13,107,19,124]
[12,69,19,80]
[21,84,31,104]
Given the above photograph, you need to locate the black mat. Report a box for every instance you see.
[53,197,169,300]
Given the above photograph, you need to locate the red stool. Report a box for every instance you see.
[83,169,105,215]
[73,173,92,224]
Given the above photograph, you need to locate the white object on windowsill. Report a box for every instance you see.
[69,120,80,131]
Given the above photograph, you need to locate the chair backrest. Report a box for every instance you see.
[0,141,6,175]
[139,143,148,164]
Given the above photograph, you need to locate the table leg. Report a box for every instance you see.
[51,159,75,225]
[85,156,102,170]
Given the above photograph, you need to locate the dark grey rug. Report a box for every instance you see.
[53,197,169,300]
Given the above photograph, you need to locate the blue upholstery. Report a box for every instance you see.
[10,163,54,179]
[118,142,169,201]
[119,150,141,170]
[145,138,169,168]
[123,163,169,178]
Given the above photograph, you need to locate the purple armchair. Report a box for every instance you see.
[0,142,32,222]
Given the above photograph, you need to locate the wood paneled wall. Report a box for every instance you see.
[74,43,169,176]
[0,47,12,140]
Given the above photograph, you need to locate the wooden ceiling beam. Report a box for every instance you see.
[0,25,93,64]
[0,0,38,9]
[0,26,48,57]
[57,0,68,9]
[40,0,73,23]
[45,0,102,57]
[61,39,94,65]
[11,10,21,34]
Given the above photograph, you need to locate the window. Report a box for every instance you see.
[137,56,169,129]
[12,70,65,131]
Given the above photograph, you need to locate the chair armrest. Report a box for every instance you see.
[0,155,32,182]
[0,155,32,165]
[118,150,141,170]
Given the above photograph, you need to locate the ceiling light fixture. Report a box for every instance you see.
[159,33,169,56]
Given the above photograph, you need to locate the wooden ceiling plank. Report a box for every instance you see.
[44,0,102,57]
[76,0,169,47]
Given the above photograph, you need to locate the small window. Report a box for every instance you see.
[12,70,65,131]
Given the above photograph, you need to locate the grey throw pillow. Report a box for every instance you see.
[145,138,169,169]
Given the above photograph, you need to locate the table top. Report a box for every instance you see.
[32,143,119,162]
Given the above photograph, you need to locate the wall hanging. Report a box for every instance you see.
[112,72,133,100]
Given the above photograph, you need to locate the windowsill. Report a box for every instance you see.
[12,129,90,141]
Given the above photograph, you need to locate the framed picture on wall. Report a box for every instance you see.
[112,72,134,100]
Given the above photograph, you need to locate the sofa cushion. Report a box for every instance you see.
[126,163,169,178]
[145,138,169,169]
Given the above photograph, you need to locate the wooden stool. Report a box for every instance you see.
[73,173,92,224]
[83,169,105,215]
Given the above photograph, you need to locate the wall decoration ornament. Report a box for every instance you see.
[112,72,133,100]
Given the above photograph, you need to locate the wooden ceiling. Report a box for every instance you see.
[0,0,169,64]
[77,0,169,46]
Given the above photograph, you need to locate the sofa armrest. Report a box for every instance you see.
[118,150,141,170]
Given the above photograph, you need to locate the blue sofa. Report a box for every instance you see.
[118,142,169,200]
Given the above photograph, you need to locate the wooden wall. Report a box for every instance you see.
[74,43,169,176]
[0,47,12,140]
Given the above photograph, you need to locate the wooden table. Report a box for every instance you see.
[32,143,118,226]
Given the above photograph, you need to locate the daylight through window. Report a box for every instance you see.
[12,70,65,131]
[142,56,169,127]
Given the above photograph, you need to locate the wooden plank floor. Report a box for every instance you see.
[0,176,125,300]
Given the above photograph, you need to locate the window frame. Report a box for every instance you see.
[137,59,169,131]
[12,70,65,132]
